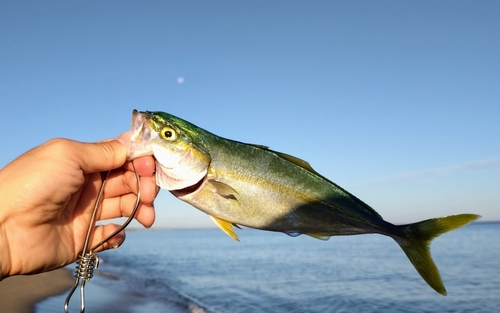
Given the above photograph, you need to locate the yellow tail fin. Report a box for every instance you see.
[395,214,480,295]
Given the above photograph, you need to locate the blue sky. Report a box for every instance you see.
[1,1,499,229]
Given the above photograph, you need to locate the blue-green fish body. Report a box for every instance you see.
[128,110,479,295]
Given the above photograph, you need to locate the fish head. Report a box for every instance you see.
[128,110,210,191]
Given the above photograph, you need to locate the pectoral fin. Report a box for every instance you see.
[210,216,240,241]
[208,180,239,201]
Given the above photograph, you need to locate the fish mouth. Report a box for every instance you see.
[127,110,157,160]
[170,174,207,198]
[130,110,152,142]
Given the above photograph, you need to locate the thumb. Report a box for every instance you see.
[75,139,128,174]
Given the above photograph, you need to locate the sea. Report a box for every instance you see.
[40,222,499,313]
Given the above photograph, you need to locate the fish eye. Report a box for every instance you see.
[160,126,178,141]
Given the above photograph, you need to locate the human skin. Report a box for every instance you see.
[0,133,159,280]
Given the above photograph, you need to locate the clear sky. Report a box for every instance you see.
[1,1,499,229]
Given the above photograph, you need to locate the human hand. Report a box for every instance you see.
[0,133,158,280]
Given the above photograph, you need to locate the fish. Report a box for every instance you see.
[127,109,480,295]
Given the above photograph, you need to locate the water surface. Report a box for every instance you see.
[93,222,499,313]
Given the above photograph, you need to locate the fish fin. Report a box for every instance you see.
[286,232,331,241]
[395,214,480,296]
[208,180,239,201]
[248,144,270,150]
[209,216,240,241]
[273,151,322,176]
[307,233,331,241]
[248,144,322,176]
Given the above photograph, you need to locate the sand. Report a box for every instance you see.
[0,268,74,313]
[0,267,189,313]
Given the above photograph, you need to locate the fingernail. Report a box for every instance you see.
[111,240,123,249]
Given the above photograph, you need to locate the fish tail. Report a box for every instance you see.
[393,214,480,295]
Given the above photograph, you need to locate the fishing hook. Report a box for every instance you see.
[64,161,141,313]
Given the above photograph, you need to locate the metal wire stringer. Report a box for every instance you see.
[64,162,141,313]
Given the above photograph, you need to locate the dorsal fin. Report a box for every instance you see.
[250,143,383,221]
[209,216,240,241]
[248,144,321,176]
[274,151,322,176]
[248,143,269,150]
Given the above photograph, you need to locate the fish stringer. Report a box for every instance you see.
[63,162,141,313]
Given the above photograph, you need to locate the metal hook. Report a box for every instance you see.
[64,162,141,313]
[64,252,99,313]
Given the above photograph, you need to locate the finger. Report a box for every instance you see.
[75,140,128,174]
[116,132,155,175]
[103,170,158,204]
[98,195,156,228]
[137,175,160,204]
[116,131,131,146]
[102,168,136,197]
[134,203,156,228]
[90,223,126,252]
[98,192,138,219]
[123,156,156,176]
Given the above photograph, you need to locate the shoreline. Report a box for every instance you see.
[0,267,190,313]
[36,268,190,313]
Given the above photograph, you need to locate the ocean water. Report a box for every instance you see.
[61,222,500,313]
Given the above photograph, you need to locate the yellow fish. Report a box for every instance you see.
[128,110,479,295]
